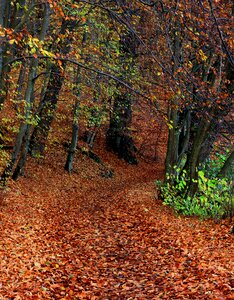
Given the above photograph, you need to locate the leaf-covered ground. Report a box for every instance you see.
[0,148,233,299]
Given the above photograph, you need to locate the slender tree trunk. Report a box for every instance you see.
[39,61,52,104]
[86,128,98,149]
[0,0,26,108]
[65,66,82,173]
[29,63,65,156]
[165,104,179,176]
[0,0,7,26]
[30,19,77,156]
[1,58,38,183]
[13,60,27,112]
[1,3,50,183]
[12,0,26,28]
[219,150,234,178]
[0,122,27,185]
[12,124,31,180]
[65,30,88,172]
[65,99,80,173]
[11,3,51,180]
[0,0,10,108]
[165,31,181,177]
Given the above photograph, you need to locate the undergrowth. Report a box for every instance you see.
[157,151,234,220]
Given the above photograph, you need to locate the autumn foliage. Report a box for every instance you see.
[0,0,233,298]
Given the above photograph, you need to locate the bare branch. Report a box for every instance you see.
[4,55,165,115]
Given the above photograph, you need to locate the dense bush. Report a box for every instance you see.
[157,151,234,220]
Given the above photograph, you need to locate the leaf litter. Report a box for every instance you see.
[0,147,233,299]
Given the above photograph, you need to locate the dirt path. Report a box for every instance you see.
[0,156,233,299]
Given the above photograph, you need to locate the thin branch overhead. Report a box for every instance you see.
[4,55,163,113]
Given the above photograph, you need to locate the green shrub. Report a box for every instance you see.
[205,149,233,179]
[156,163,233,220]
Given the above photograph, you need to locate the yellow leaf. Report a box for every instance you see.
[187,61,193,68]
[9,39,16,45]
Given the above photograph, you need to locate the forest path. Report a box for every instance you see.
[0,155,233,299]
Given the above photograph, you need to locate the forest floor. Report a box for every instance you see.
[0,141,233,299]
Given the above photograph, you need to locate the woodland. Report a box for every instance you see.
[0,0,233,299]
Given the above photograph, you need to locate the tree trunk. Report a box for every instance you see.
[1,57,38,184]
[65,99,80,173]
[12,124,31,180]
[0,0,27,109]
[13,60,27,112]
[0,0,10,107]
[165,105,179,176]
[12,0,26,29]
[0,122,27,185]
[65,66,82,173]
[39,61,52,104]
[30,19,77,156]
[29,62,65,156]
[219,150,234,178]
[186,118,211,197]
[0,3,50,183]
[165,31,182,177]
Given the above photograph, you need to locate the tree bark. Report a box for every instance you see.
[186,118,211,197]
[13,60,27,112]
[65,99,80,173]
[29,62,65,157]
[0,0,28,108]
[165,30,182,177]
[219,150,234,178]
[1,57,38,183]
[30,19,77,156]
[165,104,179,176]
[1,3,50,183]
[65,67,81,173]
[0,0,10,107]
